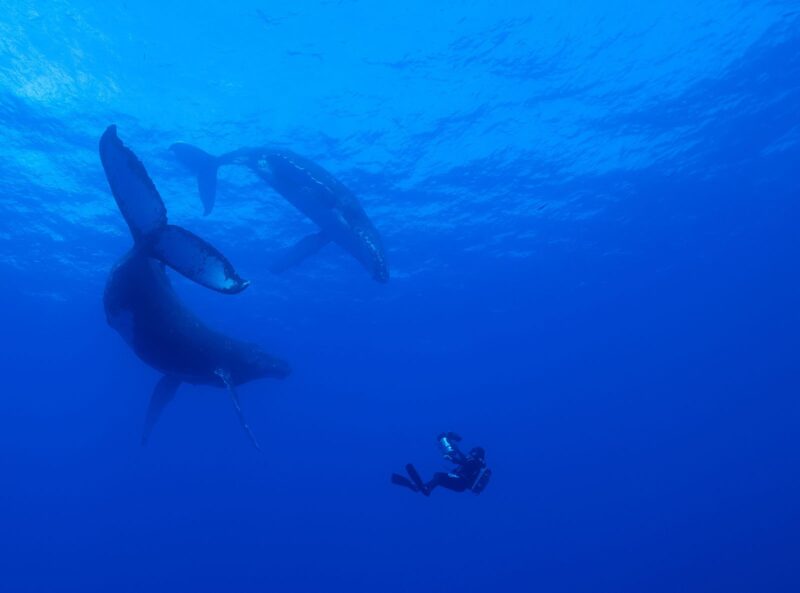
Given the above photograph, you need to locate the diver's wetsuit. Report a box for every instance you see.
[424,455,484,493]
[392,432,490,496]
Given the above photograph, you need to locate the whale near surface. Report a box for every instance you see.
[171,141,389,283]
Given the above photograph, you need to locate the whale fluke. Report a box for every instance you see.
[151,225,249,294]
[101,125,166,239]
[169,142,219,215]
[101,126,248,294]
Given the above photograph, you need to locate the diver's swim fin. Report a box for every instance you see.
[170,142,220,215]
[269,232,330,274]
[471,468,492,495]
[391,473,419,492]
[142,374,181,446]
[405,463,429,496]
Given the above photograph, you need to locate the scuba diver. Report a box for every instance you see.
[391,432,492,496]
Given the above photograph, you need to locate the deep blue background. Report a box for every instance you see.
[1,2,799,592]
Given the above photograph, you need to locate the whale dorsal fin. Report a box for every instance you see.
[215,369,263,452]
[269,232,330,274]
[142,375,181,446]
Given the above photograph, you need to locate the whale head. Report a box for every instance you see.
[228,344,291,385]
[353,224,389,283]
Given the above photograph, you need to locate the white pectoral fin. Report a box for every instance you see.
[215,369,263,452]
[268,232,330,274]
[142,375,181,446]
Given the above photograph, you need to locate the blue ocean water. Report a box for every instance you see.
[1,1,799,591]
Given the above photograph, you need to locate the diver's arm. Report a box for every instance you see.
[449,447,469,464]
[438,432,467,463]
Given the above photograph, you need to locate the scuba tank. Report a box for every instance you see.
[471,469,492,495]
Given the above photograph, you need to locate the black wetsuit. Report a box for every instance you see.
[424,454,485,493]
[392,432,489,496]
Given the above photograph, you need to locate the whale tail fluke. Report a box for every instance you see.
[100,125,249,294]
[150,224,250,293]
[169,142,219,215]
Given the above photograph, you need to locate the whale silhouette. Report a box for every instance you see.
[100,125,289,450]
[170,142,389,282]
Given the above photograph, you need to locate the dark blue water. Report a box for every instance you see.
[1,2,799,591]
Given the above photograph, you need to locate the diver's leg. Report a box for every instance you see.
[426,473,468,493]
[423,472,452,495]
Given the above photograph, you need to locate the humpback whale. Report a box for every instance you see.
[169,142,389,282]
[100,126,290,450]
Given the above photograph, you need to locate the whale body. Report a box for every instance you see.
[100,126,289,449]
[170,142,389,282]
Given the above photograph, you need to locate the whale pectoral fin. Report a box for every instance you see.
[269,232,330,274]
[142,375,181,446]
[215,369,263,453]
[151,225,249,294]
